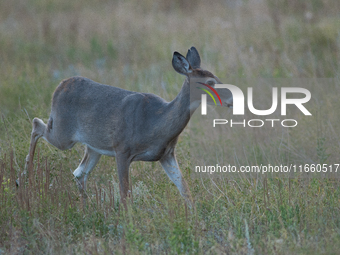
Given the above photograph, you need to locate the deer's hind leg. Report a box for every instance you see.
[16,118,47,186]
[24,118,47,173]
[17,117,75,186]
[25,117,75,170]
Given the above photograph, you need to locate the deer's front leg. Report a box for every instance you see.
[160,152,193,208]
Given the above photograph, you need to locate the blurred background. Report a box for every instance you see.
[1,0,339,115]
[1,0,340,254]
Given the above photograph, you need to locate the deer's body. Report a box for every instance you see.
[48,76,184,161]
[21,47,233,208]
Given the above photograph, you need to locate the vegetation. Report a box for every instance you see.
[1,0,340,253]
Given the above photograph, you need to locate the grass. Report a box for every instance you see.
[1,0,340,253]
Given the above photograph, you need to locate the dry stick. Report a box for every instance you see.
[266,178,270,205]
[3,156,7,210]
[167,190,173,222]
[129,173,133,205]
[106,189,110,216]
[65,178,73,209]
[99,187,102,210]
[13,156,21,208]
[81,187,85,213]
[0,159,3,194]
[50,169,54,206]
[112,182,115,211]
[57,163,62,210]
[34,148,39,196]
[18,170,24,210]
[116,198,121,229]
[27,194,30,212]
[25,152,31,213]
[51,181,55,206]
[37,148,40,181]
[121,226,126,255]
[263,178,266,208]
[109,184,113,212]
[36,149,40,212]
[64,191,68,222]
[55,165,60,210]
[278,179,283,206]
[11,151,22,213]
[45,159,50,203]
[10,151,15,189]
[21,164,26,210]
[42,157,46,202]
[67,191,73,209]
[2,156,6,207]
[131,180,133,205]
[177,197,181,217]
[185,203,188,222]
[102,189,107,218]
[40,156,44,199]
[95,183,99,209]
[103,190,107,217]
[59,163,63,190]
[0,160,3,208]
[1,186,3,212]
[288,178,291,205]
[64,169,75,209]
[13,157,21,209]
[28,151,33,189]
[263,178,267,227]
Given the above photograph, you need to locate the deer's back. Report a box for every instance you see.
[49,76,170,157]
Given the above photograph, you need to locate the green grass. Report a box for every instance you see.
[1,0,340,254]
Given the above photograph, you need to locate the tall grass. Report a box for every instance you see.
[1,0,340,253]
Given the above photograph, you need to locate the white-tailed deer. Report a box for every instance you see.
[20,47,233,208]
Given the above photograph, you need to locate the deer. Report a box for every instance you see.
[18,46,233,208]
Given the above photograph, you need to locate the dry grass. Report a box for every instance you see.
[1,0,340,254]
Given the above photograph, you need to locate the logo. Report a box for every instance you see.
[198,84,312,128]
[196,82,222,115]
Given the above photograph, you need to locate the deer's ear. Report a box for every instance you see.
[186,46,201,69]
[172,52,192,76]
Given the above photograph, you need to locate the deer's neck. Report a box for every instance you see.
[161,78,199,141]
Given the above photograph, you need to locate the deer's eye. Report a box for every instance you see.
[207,80,216,86]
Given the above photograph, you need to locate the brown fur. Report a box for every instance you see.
[191,69,215,78]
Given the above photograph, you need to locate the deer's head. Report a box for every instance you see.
[172,47,233,109]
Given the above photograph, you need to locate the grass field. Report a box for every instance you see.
[1,0,340,254]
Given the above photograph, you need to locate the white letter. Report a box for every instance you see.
[209,166,215,174]
[265,119,280,127]
[213,119,228,127]
[281,87,312,116]
[201,94,207,115]
[281,119,298,127]
[248,119,264,127]
[248,87,278,115]
[230,119,246,127]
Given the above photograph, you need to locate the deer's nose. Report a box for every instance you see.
[225,98,233,108]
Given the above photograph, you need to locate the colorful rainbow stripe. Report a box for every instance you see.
[196,82,222,106]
